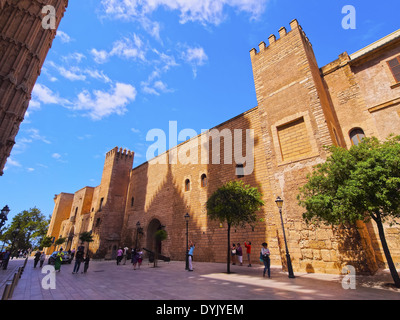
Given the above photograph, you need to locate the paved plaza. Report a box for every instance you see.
[0,257,398,301]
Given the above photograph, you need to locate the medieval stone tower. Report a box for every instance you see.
[91,147,134,258]
[250,20,376,274]
[0,0,68,175]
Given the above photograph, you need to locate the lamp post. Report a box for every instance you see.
[275,196,295,279]
[0,205,10,253]
[184,213,190,270]
[0,205,9,230]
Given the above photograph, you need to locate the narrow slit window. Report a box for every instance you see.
[201,174,207,187]
[388,56,400,83]
[185,179,191,191]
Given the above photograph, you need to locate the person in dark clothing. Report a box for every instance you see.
[83,254,90,273]
[33,250,41,268]
[72,247,85,274]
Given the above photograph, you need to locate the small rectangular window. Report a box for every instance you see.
[99,198,104,211]
[388,56,400,83]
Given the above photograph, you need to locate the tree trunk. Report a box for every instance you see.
[374,214,400,288]
[227,223,231,274]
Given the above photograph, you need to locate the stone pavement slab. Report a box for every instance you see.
[8,257,400,300]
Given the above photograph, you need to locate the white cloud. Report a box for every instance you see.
[91,34,147,64]
[52,153,62,159]
[182,46,208,77]
[101,0,268,25]
[5,158,21,168]
[32,83,66,105]
[91,49,109,64]
[62,52,87,63]
[57,30,73,43]
[131,128,140,133]
[12,128,51,156]
[46,61,111,83]
[72,82,137,120]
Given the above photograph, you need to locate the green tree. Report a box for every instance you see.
[297,135,400,288]
[79,231,94,253]
[40,236,53,250]
[153,229,168,267]
[54,237,67,250]
[0,208,49,253]
[207,180,264,274]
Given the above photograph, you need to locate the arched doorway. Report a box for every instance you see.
[147,219,162,254]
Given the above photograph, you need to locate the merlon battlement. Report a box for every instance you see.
[250,19,312,57]
[106,146,134,159]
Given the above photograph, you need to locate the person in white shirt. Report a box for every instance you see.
[261,242,271,278]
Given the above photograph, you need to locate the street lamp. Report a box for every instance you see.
[184,213,190,270]
[0,205,10,229]
[0,205,10,253]
[275,196,295,279]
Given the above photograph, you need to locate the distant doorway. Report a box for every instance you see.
[147,219,162,254]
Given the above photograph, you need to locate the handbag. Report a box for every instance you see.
[231,249,236,255]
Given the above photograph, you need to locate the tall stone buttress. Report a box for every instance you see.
[0,0,68,175]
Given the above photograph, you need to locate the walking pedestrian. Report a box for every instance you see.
[2,250,10,270]
[83,253,90,273]
[236,243,243,266]
[188,241,195,271]
[244,241,252,267]
[122,246,129,265]
[72,247,84,274]
[54,250,64,272]
[137,248,143,269]
[33,250,41,268]
[260,242,271,278]
[231,243,236,265]
[131,248,138,269]
[116,248,123,265]
[39,252,46,268]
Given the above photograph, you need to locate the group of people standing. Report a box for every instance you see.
[33,251,47,268]
[231,241,252,267]
[71,246,90,274]
[231,241,271,278]
[116,247,143,270]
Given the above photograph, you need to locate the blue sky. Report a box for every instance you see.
[0,0,398,224]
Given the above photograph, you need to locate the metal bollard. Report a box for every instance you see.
[8,272,18,298]
[1,283,12,300]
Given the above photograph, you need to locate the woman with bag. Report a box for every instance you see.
[260,242,271,278]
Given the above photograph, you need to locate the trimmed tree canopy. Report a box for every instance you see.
[297,135,400,287]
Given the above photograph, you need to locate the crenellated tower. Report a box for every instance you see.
[92,147,134,258]
[0,0,68,175]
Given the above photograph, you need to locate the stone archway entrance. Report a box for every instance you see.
[147,219,162,254]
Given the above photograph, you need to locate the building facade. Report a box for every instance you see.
[47,20,400,274]
[0,0,68,175]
